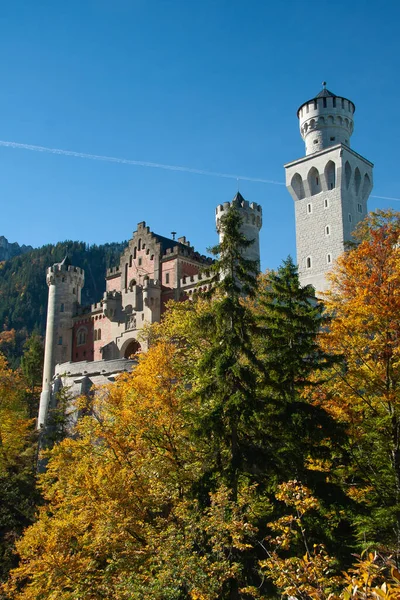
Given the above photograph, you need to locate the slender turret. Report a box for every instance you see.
[38,257,84,429]
[215,192,262,268]
[285,84,373,292]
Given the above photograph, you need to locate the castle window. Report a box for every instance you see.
[325,225,330,236]
[306,256,312,269]
[330,136,335,141]
[348,214,352,223]
[291,173,305,201]
[324,198,329,208]
[345,161,352,189]
[327,254,332,264]
[60,303,64,312]
[73,288,76,294]
[324,160,336,191]
[94,330,97,341]
[98,329,101,341]
[307,203,312,214]
[138,239,141,251]
[307,167,321,196]
[323,97,327,108]
[341,98,345,108]
[332,98,336,108]
[314,139,318,144]
[129,255,132,267]
[77,327,87,346]
[354,167,361,195]
[58,336,62,345]
[358,203,362,213]
[314,99,317,109]
[362,173,371,200]
[138,257,142,266]
[165,273,170,284]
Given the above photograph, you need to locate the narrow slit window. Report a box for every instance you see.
[325,225,330,236]
[307,203,312,214]
[60,303,64,312]
[58,336,63,345]
[166,273,170,284]
[306,256,312,269]
[358,203,362,213]
[327,254,332,264]
[324,198,329,208]
[349,213,352,223]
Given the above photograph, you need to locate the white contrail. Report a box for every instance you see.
[0,139,399,202]
[0,140,285,186]
[371,194,400,202]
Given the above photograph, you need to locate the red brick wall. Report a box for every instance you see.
[72,318,94,362]
[93,313,114,361]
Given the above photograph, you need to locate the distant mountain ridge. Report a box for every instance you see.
[0,236,33,261]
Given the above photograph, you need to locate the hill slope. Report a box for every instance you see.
[0,240,126,364]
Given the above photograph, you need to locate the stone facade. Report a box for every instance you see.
[285,85,373,292]
[38,198,263,429]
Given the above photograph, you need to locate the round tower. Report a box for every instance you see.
[38,257,84,429]
[215,192,262,267]
[298,82,355,155]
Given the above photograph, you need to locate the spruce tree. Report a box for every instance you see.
[193,205,260,500]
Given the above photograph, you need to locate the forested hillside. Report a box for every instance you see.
[0,240,126,364]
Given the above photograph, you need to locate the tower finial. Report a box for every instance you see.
[322,81,327,89]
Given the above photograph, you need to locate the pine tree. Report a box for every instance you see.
[193,206,260,499]
[20,333,44,419]
[252,258,353,564]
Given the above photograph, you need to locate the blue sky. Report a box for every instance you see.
[1,0,399,270]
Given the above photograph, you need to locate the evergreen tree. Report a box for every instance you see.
[253,258,353,562]
[20,333,44,418]
[193,206,261,501]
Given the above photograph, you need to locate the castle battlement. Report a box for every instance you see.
[179,270,211,287]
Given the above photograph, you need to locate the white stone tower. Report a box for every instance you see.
[38,257,84,429]
[215,192,262,267]
[285,83,373,292]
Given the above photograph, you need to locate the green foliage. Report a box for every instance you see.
[0,240,126,365]
[194,207,261,500]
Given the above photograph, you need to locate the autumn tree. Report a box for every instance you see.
[0,354,38,586]
[318,210,400,555]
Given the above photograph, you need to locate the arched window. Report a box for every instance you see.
[138,239,141,251]
[129,255,132,267]
[94,330,97,341]
[165,273,170,284]
[345,161,352,189]
[291,173,305,200]
[324,160,336,190]
[362,173,371,200]
[307,167,321,196]
[77,327,87,346]
[98,329,101,341]
[354,167,361,195]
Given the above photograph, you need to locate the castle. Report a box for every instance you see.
[38,85,373,429]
